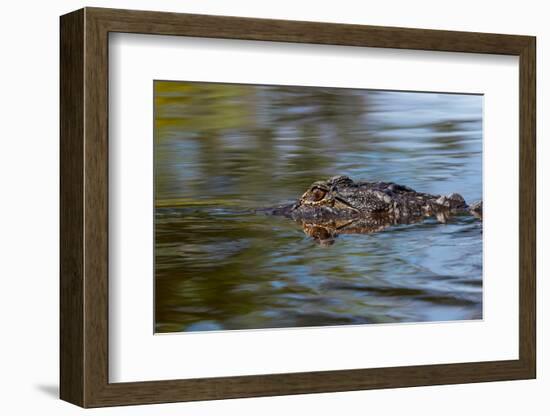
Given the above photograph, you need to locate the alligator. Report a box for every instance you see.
[261,175,482,245]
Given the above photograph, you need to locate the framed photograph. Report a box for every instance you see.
[60,7,536,408]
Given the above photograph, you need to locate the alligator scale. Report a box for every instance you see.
[262,175,482,245]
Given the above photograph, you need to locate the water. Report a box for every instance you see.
[154,82,483,333]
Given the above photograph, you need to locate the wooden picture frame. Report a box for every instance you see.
[60,7,536,408]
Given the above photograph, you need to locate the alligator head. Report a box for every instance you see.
[258,175,482,245]
[291,176,363,221]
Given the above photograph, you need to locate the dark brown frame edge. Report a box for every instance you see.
[60,7,536,408]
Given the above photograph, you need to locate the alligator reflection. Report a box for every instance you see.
[296,210,481,246]
[300,216,418,246]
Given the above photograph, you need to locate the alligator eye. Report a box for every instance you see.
[307,187,327,202]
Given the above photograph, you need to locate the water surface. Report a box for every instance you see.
[154,82,483,333]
